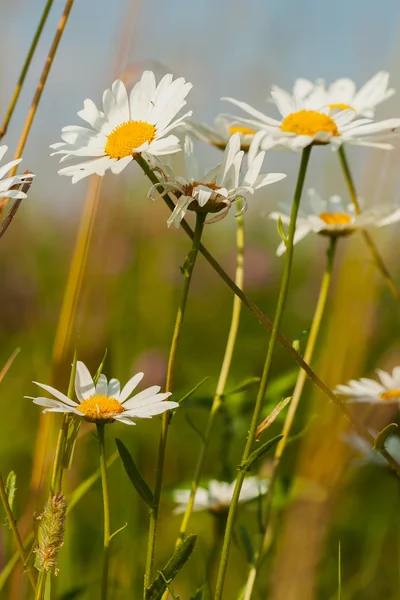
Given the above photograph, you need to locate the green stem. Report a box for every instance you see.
[142,199,205,593]
[134,153,400,478]
[34,570,46,600]
[50,415,68,494]
[0,0,55,139]
[338,145,400,303]
[0,473,36,589]
[214,145,312,600]
[176,201,245,546]
[97,424,111,600]
[242,236,337,600]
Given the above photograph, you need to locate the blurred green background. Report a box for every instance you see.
[2,1,400,599]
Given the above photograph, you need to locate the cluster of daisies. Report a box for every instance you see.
[1,68,399,510]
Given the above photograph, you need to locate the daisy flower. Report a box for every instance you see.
[269,188,400,256]
[149,133,286,228]
[50,71,193,183]
[0,145,34,200]
[27,361,178,425]
[173,477,268,514]
[223,89,400,160]
[278,71,395,118]
[183,115,256,150]
[335,366,400,404]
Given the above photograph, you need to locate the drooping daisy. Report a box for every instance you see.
[335,366,400,404]
[27,361,178,425]
[223,89,400,160]
[276,71,395,118]
[50,71,193,183]
[173,477,268,514]
[0,145,34,200]
[269,188,400,256]
[183,115,256,150]
[149,133,286,228]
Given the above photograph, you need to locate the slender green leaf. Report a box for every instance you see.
[256,397,291,439]
[239,525,255,565]
[63,352,80,469]
[374,423,398,450]
[116,439,154,508]
[276,215,287,245]
[178,377,210,404]
[240,435,283,472]
[4,472,16,529]
[93,349,108,385]
[224,377,261,397]
[190,589,204,600]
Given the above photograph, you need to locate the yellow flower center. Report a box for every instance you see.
[79,394,124,422]
[229,125,256,136]
[281,110,339,137]
[105,121,156,159]
[380,389,400,401]
[319,212,352,226]
[329,103,353,111]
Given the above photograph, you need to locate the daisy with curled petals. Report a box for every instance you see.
[149,133,286,228]
[275,71,395,118]
[223,89,400,160]
[183,115,256,150]
[173,477,268,514]
[269,188,400,256]
[335,366,400,404]
[0,145,34,200]
[50,71,193,183]
[27,360,178,425]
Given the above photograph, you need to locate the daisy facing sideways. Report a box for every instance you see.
[223,87,400,160]
[269,188,400,256]
[27,361,178,425]
[335,366,400,404]
[0,145,34,200]
[173,477,268,514]
[50,71,192,183]
[274,71,395,119]
[183,115,256,150]
[149,133,286,228]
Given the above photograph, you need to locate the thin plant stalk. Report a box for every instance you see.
[135,153,400,476]
[0,474,36,590]
[34,571,46,600]
[97,424,111,600]
[338,145,400,303]
[142,200,206,592]
[0,0,55,139]
[214,145,312,599]
[175,201,245,546]
[242,236,338,600]
[0,0,76,216]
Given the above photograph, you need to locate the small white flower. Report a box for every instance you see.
[183,115,256,150]
[223,87,400,160]
[50,71,193,183]
[149,133,286,228]
[27,361,178,425]
[0,145,34,200]
[335,366,400,404]
[173,477,268,513]
[279,72,395,118]
[269,188,400,256]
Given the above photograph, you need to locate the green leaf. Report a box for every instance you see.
[145,535,197,600]
[62,352,80,470]
[240,435,283,472]
[224,377,261,397]
[239,525,255,565]
[93,349,108,385]
[374,423,398,450]
[276,215,287,246]
[116,439,154,508]
[4,472,16,529]
[178,377,210,404]
[256,397,291,440]
[190,589,204,600]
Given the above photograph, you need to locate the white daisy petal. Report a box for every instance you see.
[75,361,95,401]
[119,372,145,403]
[32,382,78,407]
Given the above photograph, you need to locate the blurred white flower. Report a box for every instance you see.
[0,145,34,199]
[50,71,192,183]
[345,432,400,467]
[269,188,400,256]
[183,115,256,150]
[149,133,286,228]
[276,72,395,118]
[173,477,268,513]
[335,366,400,404]
[27,361,178,425]
[223,87,400,160]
